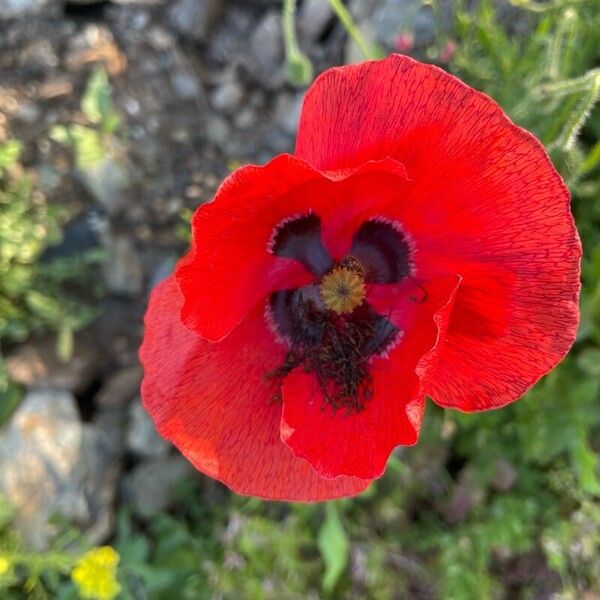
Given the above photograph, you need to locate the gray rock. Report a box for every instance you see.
[101,233,144,297]
[298,0,335,43]
[169,0,224,43]
[79,423,121,545]
[171,71,203,102]
[0,390,118,549]
[234,107,258,131]
[16,101,41,124]
[210,80,245,115]
[205,113,232,148]
[248,11,287,89]
[121,455,192,514]
[0,0,58,19]
[36,164,62,195]
[77,157,130,216]
[127,401,170,458]
[95,366,142,409]
[374,0,440,48]
[5,337,103,394]
[41,209,102,261]
[149,255,177,290]
[348,0,379,21]
[274,91,304,137]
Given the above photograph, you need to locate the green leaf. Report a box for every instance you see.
[0,140,21,171]
[56,325,74,364]
[317,502,349,593]
[0,493,17,529]
[25,290,64,321]
[49,125,70,145]
[81,67,112,125]
[570,429,600,496]
[0,377,23,428]
[578,138,600,175]
[576,348,600,376]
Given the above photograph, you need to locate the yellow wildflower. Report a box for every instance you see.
[71,546,121,600]
[0,554,11,576]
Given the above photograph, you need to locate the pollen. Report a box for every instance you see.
[320,265,366,314]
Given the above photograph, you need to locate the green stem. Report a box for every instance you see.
[550,71,600,151]
[329,0,376,60]
[282,0,313,86]
[537,69,600,98]
[282,0,300,57]
[5,549,74,572]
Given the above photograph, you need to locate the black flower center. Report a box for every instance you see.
[266,214,413,413]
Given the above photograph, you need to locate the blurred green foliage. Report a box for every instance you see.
[2,0,600,598]
[0,141,101,420]
[50,67,121,169]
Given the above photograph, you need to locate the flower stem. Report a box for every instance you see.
[282,0,313,86]
[328,0,377,60]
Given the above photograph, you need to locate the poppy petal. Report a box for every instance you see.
[140,275,370,501]
[176,155,325,343]
[375,147,580,411]
[350,218,414,283]
[280,276,460,480]
[177,155,409,342]
[296,53,580,410]
[425,260,580,411]
[269,213,333,277]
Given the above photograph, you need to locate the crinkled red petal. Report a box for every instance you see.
[296,54,581,411]
[140,275,370,501]
[280,276,460,480]
[177,154,409,342]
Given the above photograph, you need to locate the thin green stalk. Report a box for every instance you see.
[550,70,600,151]
[547,9,577,80]
[329,0,378,60]
[282,0,313,86]
[537,69,600,99]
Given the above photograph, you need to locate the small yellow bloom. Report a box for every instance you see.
[71,546,121,600]
[0,554,11,576]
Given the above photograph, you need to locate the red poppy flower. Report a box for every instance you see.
[140,54,581,501]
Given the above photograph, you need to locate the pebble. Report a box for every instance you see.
[210,80,245,115]
[77,157,130,216]
[126,401,171,458]
[0,0,59,19]
[171,71,202,102]
[95,366,143,409]
[169,0,224,43]
[0,390,118,549]
[205,113,231,148]
[298,0,335,43]
[234,107,258,131]
[248,11,286,89]
[101,233,144,298]
[273,91,304,137]
[121,455,193,514]
[5,336,103,394]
